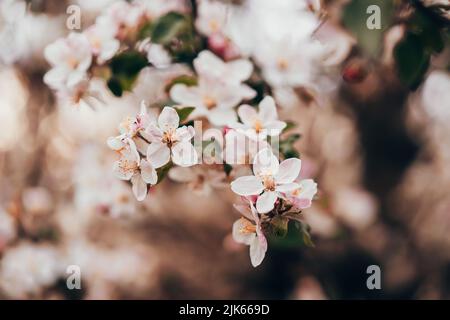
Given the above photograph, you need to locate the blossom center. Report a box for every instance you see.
[261,175,276,191]
[118,158,139,174]
[162,129,178,148]
[90,36,102,52]
[291,187,302,196]
[67,56,80,69]
[209,19,219,32]
[203,96,217,110]
[239,218,257,234]
[253,119,264,133]
[277,58,289,70]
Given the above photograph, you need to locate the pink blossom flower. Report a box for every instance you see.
[43,32,92,91]
[113,140,157,201]
[231,148,301,213]
[145,106,198,168]
[232,197,267,267]
[232,96,287,141]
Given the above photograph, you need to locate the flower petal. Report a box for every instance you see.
[249,232,267,267]
[227,59,253,83]
[106,136,124,151]
[293,198,312,209]
[276,182,300,193]
[170,84,203,106]
[259,96,277,123]
[44,39,67,66]
[232,218,256,245]
[231,176,264,196]
[233,204,254,221]
[194,50,223,78]
[112,160,133,181]
[253,148,279,176]
[256,191,277,213]
[145,124,164,142]
[275,158,302,184]
[131,174,148,201]
[43,68,67,90]
[298,179,318,199]
[265,120,287,136]
[140,159,158,185]
[147,142,170,168]
[176,126,195,142]
[158,106,179,131]
[171,141,198,167]
[237,104,258,127]
[207,108,238,126]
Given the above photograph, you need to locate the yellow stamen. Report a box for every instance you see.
[254,119,264,133]
[277,58,289,70]
[67,56,79,69]
[118,158,139,173]
[262,175,276,191]
[209,19,219,32]
[292,187,303,196]
[162,129,178,148]
[239,218,257,234]
[203,96,217,110]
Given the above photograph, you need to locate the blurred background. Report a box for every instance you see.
[0,0,449,299]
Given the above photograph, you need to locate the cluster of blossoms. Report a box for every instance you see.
[43,0,186,106]
[107,103,197,201]
[42,0,327,267]
[231,148,317,266]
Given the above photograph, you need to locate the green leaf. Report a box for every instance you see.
[394,32,430,90]
[107,51,148,97]
[279,133,301,159]
[269,220,315,248]
[107,78,123,97]
[151,12,190,45]
[269,216,289,238]
[282,121,297,134]
[409,9,444,54]
[175,106,195,123]
[138,21,154,40]
[156,162,173,184]
[223,163,233,176]
[284,133,301,144]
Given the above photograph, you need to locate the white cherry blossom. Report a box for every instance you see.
[285,179,317,210]
[233,96,286,140]
[145,106,198,168]
[193,50,253,86]
[231,148,301,213]
[97,1,145,38]
[43,32,92,91]
[232,197,267,267]
[107,101,155,152]
[170,51,255,126]
[196,0,229,36]
[84,19,120,64]
[113,140,157,201]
